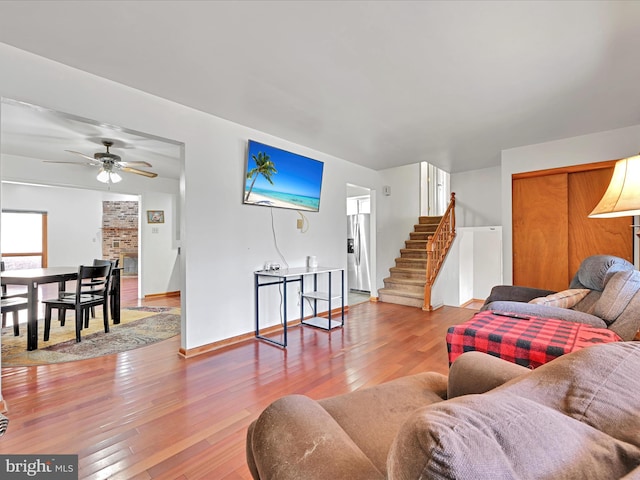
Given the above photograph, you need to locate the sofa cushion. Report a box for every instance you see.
[483,301,607,328]
[569,255,635,291]
[387,393,640,480]
[593,270,640,325]
[529,288,590,308]
[505,342,640,446]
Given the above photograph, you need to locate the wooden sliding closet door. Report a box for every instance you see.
[568,168,633,276]
[513,173,569,291]
[512,163,633,292]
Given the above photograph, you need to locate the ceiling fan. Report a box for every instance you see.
[46,140,158,184]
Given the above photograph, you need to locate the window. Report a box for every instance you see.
[1,210,48,269]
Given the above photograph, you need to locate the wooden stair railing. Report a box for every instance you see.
[423,192,456,311]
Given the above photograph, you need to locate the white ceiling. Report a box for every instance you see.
[1,1,640,174]
[1,99,183,180]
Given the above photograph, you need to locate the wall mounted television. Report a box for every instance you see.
[243,140,324,212]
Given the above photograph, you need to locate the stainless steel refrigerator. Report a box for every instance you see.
[347,213,371,293]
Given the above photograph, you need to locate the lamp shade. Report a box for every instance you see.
[589,155,640,218]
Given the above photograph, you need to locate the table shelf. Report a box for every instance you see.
[301,291,342,302]
[254,266,345,347]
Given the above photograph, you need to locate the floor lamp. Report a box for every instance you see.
[589,154,640,220]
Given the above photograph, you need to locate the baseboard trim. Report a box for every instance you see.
[179,305,349,358]
[144,291,180,299]
[460,298,484,308]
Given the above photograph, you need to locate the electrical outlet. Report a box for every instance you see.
[296,219,303,229]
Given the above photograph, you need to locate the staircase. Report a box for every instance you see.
[379,193,456,310]
[378,216,442,308]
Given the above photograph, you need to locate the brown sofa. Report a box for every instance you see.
[246,342,640,479]
[482,255,640,341]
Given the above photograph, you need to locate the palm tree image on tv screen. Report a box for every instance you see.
[243,140,324,212]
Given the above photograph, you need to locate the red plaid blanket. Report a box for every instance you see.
[446,310,622,368]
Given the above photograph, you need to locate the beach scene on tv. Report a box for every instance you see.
[244,140,324,212]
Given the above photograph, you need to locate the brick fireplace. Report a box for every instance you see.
[102,201,138,275]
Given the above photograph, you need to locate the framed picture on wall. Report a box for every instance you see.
[147,210,164,224]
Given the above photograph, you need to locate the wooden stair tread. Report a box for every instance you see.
[389,267,426,273]
[383,277,425,286]
[378,288,423,299]
[418,216,442,224]
[395,257,426,263]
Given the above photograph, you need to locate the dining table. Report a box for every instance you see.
[1,266,121,351]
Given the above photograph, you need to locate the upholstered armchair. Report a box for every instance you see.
[482,255,640,340]
[246,342,640,479]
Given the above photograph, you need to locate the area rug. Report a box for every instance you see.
[1,307,181,367]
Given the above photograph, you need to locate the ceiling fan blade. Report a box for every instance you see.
[64,149,97,162]
[118,161,153,168]
[43,160,99,167]
[120,166,158,178]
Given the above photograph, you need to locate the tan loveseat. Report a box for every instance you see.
[246,342,640,479]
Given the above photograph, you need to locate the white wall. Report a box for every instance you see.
[451,165,502,227]
[431,235,462,308]
[0,43,381,361]
[2,182,109,265]
[501,124,640,284]
[470,227,502,299]
[376,163,421,293]
[140,192,180,296]
[457,229,475,304]
[431,226,502,307]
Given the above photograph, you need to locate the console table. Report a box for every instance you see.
[254,266,345,347]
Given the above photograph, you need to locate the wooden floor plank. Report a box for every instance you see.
[1,301,477,478]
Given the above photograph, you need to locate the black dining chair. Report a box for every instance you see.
[1,296,27,336]
[1,261,27,336]
[90,258,118,322]
[43,264,111,342]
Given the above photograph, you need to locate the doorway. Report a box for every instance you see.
[347,184,372,306]
[0,99,183,318]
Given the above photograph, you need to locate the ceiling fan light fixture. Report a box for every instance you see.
[96,168,122,184]
[96,168,110,183]
[58,140,157,181]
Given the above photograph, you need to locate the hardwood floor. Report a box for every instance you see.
[1,301,476,479]
[3,276,179,327]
